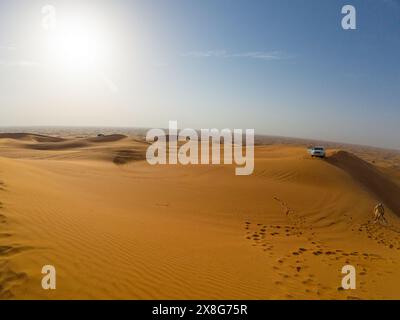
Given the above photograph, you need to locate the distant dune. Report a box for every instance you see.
[0,133,148,164]
[1,132,400,299]
[0,133,65,143]
[86,134,127,143]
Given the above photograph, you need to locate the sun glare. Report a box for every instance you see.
[45,17,106,72]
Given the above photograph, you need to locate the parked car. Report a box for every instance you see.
[309,146,326,158]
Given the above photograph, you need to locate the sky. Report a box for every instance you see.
[0,0,399,149]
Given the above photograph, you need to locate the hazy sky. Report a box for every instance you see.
[0,0,399,148]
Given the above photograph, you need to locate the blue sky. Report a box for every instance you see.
[0,0,399,148]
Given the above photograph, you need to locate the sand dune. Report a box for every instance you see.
[0,133,65,143]
[0,134,148,163]
[86,134,127,143]
[1,133,400,299]
[326,150,400,216]
[26,141,90,150]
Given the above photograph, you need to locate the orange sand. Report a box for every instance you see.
[1,133,400,299]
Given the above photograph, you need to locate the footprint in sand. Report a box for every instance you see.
[243,212,391,299]
[359,221,400,249]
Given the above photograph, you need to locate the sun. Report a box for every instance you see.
[45,17,106,72]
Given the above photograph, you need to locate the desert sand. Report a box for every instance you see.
[1,131,400,299]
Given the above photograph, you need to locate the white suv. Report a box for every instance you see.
[309,146,326,158]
